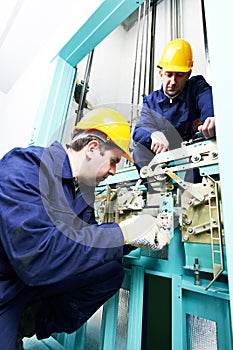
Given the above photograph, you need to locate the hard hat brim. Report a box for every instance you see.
[123,152,134,163]
[157,64,192,73]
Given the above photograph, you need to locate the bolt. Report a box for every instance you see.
[185,219,192,225]
[211,152,218,159]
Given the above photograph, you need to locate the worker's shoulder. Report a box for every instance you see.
[0,141,63,164]
[143,88,163,103]
[0,145,46,179]
[188,74,211,87]
[0,144,44,162]
[26,141,66,166]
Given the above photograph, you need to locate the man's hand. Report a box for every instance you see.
[151,131,169,154]
[198,117,215,138]
[119,214,170,251]
[155,228,171,250]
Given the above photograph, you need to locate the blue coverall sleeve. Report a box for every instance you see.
[0,148,124,286]
[192,76,214,121]
[132,100,161,149]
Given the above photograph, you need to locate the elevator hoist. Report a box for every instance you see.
[25,0,232,349]
[92,133,229,350]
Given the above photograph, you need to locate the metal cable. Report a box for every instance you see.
[137,1,147,109]
[200,0,211,81]
[143,0,150,97]
[75,49,94,124]
[130,5,142,127]
[149,1,157,94]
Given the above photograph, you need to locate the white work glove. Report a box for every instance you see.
[119,214,170,250]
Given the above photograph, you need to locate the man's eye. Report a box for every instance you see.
[110,158,119,166]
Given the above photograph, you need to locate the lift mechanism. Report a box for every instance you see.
[95,136,224,290]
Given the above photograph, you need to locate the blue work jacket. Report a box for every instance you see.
[0,141,124,305]
[133,75,214,150]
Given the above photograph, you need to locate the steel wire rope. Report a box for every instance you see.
[136,0,147,120]
[142,0,151,98]
[75,49,94,124]
[130,4,142,128]
[200,0,211,82]
[149,1,157,94]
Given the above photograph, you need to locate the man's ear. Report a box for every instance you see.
[86,140,100,160]
[187,69,192,78]
[158,69,163,78]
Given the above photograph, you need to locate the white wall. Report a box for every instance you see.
[0,91,5,112]
[0,0,102,157]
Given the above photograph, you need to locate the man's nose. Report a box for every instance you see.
[170,74,177,84]
[108,165,116,176]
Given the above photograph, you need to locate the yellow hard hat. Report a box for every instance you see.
[157,38,193,72]
[74,108,133,163]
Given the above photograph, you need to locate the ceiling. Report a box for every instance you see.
[0,1,138,95]
[0,0,78,94]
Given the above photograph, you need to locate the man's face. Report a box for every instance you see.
[94,147,123,186]
[80,143,123,186]
[159,69,191,97]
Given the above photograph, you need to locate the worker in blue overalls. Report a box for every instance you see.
[0,108,170,349]
[132,38,215,184]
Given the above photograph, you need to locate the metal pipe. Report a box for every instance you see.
[170,0,174,39]
[171,0,179,39]
[178,0,183,38]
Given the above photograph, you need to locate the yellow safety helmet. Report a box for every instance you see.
[74,108,133,163]
[157,38,193,72]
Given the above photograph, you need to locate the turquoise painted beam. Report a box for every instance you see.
[127,266,144,350]
[101,292,119,350]
[58,0,144,67]
[172,275,183,350]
